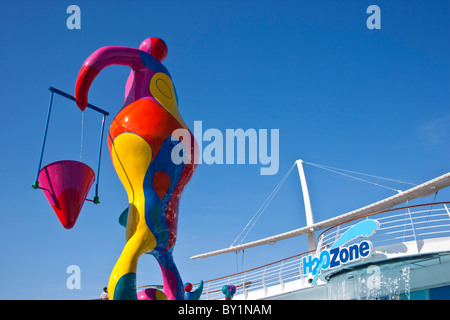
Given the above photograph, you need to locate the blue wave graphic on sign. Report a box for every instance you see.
[332,219,379,248]
[311,219,379,285]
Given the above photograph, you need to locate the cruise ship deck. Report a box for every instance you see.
[190,166,450,300]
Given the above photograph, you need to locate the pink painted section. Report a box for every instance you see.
[83,46,144,71]
[160,264,178,300]
[137,288,167,300]
[38,160,95,229]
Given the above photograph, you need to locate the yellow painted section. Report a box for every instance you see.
[155,289,168,300]
[150,72,188,129]
[108,132,157,299]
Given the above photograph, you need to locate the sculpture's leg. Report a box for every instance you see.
[153,250,185,300]
[108,228,155,299]
[108,132,156,300]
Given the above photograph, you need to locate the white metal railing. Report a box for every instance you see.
[197,252,310,300]
[319,202,450,250]
[197,202,450,300]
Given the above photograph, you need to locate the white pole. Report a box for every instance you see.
[296,159,316,251]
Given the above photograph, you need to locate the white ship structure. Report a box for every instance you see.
[189,160,450,300]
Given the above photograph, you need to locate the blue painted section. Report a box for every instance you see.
[153,249,186,300]
[430,285,450,299]
[139,51,170,76]
[143,136,185,253]
[186,280,204,300]
[113,272,137,300]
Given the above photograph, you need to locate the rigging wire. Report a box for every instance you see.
[230,159,420,249]
[303,161,418,193]
[424,191,439,227]
[231,162,297,247]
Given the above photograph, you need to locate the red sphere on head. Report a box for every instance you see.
[139,37,168,62]
[184,283,193,292]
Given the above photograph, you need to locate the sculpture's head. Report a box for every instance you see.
[139,37,168,62]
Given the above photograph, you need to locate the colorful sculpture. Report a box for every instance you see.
[75,37,198,300]
[184,281,204,300]
[137,288,168,300]
[222,285,236,300]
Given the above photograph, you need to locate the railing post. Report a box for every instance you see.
[279,261,285,291]
[406,207,419,253]
[299,256,305,286]
[206,281,210,300]
[262,266,267,295]
[402,209,409,241]
[316,234,324,256]
[242,272,248,300]
[334,225,341,244]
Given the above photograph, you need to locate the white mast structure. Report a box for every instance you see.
[296,159,316,251]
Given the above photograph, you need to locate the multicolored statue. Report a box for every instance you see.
[184,281,204,300]
[137,288,167,300]
[222,284,236,300]
[75,37,198,300]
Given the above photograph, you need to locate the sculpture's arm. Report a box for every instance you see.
[75,46,144,110]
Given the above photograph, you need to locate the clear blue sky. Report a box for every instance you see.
[0,0,448,299]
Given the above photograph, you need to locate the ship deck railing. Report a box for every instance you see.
[196,201,450,300]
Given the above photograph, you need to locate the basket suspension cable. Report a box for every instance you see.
[80,111,84,162]
[93,114,107,204]
[32,90,54,189]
